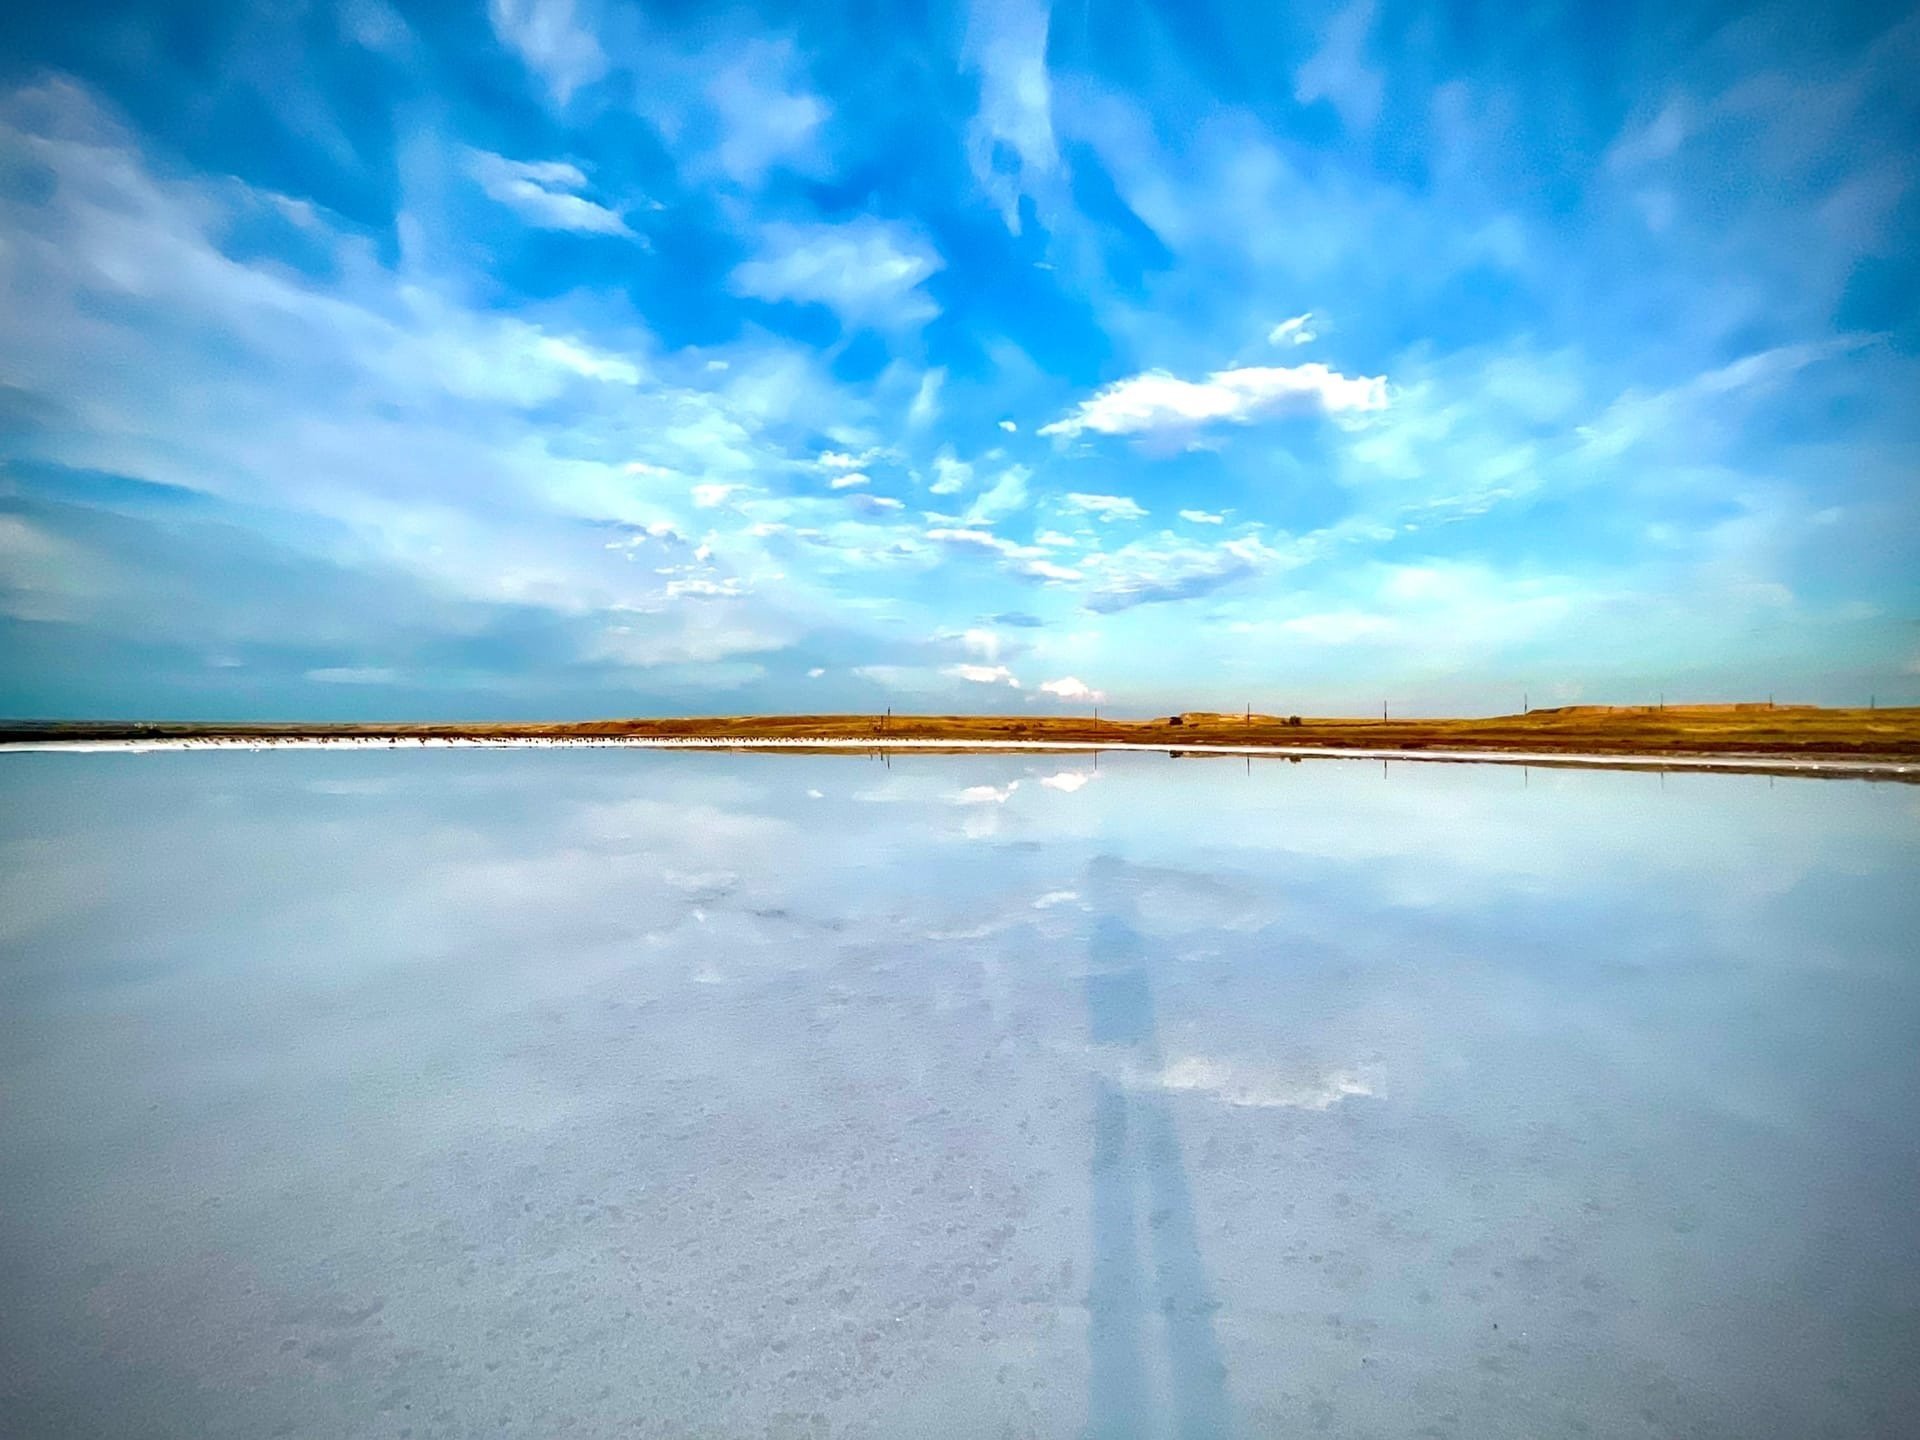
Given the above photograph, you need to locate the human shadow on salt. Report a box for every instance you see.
[1084,860,1230,1440]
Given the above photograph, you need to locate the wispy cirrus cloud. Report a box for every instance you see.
[1267,312,1316,346]
[961,0,1059,232]
[924,527,1080,583]
[1,0,1914,720]
[465,150,634,235]
[1060,492,1147,522]
[707,40,829,185]
[731,219,943,329]
[488,0,605,105]
[1085,534,1284,613]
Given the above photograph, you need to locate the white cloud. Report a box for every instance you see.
[815,449,876,471]
[849,493,903,513]
[1061,492,1147,522]
[929,450,973,495]
[1179,509,1226,524]
[0,77,839,678]
[908,367,944,428]
[1040,363,1388,440]
[945,662,1020,686]
[1039,675,1104,703]
[924,526,1075,584]
[953,781,1020,804]
[961,0,1058,233]
[707,41,828,185]
[731,219,942,329]
[959,627,1002,660]
[1576,341,1865,462]
[962,463,1030,524]
[1293,0,1382,133]
[488,0,606,105]
[1021,559,1082,582]
[1086,534,1284,613]
[692,483,744,508]
[1032,888,1080,906]
[465,149,632,235]
[665,577,747,600]
[1038,771,1097,792]
[927,527,1014,553]
[533,334,642,385]
[807,666,826,678]
[829,472,870,489]
[998,419,1018,432]
[1267,312,1317,346]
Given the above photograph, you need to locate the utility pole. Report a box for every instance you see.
[1382,700,1388,724]
[1523,691,1529,715]
[1245,701,1250,729]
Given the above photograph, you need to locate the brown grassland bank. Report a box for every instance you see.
[6,704,1918,762]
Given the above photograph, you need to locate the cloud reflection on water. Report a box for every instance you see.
[0,749,1916,1437]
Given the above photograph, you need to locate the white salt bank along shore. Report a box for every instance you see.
[1,734,1914,779]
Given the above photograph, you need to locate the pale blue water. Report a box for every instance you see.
[1,750,1916,1439]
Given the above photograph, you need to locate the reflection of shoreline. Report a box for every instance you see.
[2,735,1915,780]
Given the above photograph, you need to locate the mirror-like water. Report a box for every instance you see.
[2,750,1915,1438]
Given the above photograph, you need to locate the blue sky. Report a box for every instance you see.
[1,0,1915,719]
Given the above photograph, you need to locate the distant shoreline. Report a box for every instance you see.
[4,706,1917,780]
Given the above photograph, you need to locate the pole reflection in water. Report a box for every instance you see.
[1084,858,1230,1440]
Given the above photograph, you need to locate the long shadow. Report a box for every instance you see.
[1084,862,1230,1439]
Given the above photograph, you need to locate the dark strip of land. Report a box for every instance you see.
[4,704,1917,763]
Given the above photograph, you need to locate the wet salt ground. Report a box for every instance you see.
[0,751,1916,1439]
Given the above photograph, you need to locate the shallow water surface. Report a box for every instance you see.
[2,750,1916,1438]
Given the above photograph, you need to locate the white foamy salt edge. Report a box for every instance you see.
[1,734,1913,778]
